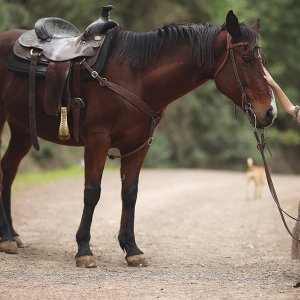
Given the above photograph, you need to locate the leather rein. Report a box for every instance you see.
[216,34,300,241]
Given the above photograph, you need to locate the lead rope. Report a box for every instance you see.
[253,128,300,241]
[254,128,300,288]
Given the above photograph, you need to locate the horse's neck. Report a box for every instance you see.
[141,46,214,111]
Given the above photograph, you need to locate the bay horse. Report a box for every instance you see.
[0,10,276,267]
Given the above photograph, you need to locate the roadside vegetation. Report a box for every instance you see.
[1,0,299,173]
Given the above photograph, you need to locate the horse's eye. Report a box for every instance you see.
[243,55,252,64]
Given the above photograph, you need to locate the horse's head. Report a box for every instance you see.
[214,11,277,129]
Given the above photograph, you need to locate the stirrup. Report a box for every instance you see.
[58,107,70,141]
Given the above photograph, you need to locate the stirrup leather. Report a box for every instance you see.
[58,106,70,141]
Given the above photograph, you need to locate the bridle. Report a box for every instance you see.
[215,33,300,242]
[214,34,257,126]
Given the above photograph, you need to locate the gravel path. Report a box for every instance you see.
[0,169,299,299]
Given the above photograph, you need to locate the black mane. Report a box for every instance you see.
[112,23,259,71]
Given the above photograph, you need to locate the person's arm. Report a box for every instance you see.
[263,67,300,121]
[263,68,296,116]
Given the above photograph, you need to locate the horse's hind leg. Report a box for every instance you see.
[119,149,149,267]
[1,120,32,250]
[0,190,17,253]
[0,110,18,253]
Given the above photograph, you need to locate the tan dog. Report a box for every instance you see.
[246,157,265,199]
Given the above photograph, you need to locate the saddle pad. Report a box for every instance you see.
[6,52,48,76]
[19,30,104,61]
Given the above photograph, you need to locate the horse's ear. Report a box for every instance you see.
[251,19,261,33]
[226,10,242,40]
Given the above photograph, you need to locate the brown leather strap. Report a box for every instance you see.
[80,59,162,160]
[107,117,160,160]
[29,52,40,151]
[254,130,300,241]
[214,34,248,79]
[72,62,81,98]
[227,41,249,49]
[44,61,71,116]
[72,62,83,143]
[214,50,229,79]
[72,98,82,143]
[81,59,160,119]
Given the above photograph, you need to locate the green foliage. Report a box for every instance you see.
[1,0,300,172]
[0,0,30,30]
[30,140,84,169]
[268,128,300,146]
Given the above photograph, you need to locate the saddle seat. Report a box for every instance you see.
[35,17,81,40]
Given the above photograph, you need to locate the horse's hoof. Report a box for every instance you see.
[75,255,97,268]
[0,240,18,254]
[14,236,25,248]
[126,254,149,267]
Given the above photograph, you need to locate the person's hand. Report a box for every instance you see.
[262,67,300,125]
[263,67,278,88]
[293,105,300,124]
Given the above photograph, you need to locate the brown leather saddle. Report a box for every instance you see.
[10,5,118,149]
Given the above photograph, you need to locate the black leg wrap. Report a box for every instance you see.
[118,182,143,257]
[76,184,101,257]
[0,200,13,241]
[2,185,18,236]
[123,183,138,208]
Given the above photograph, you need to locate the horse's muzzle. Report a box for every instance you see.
[256,90,277,128]
[256,106,277,129]
[265,91,278,127]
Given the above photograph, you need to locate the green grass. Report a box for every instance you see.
[14,166,84,192]
[13,162,119,193]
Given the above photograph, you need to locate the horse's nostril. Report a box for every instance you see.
[267,107,274,119]
[264,107,276,127]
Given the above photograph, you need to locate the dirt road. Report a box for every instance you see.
[0,169,300,299]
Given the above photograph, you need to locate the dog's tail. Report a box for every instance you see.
[247,157,254,170]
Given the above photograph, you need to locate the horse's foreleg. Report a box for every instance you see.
[75,137,108,268]
[1,121,32,250]
[119,148,149,267]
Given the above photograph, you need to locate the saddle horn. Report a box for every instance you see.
[83,5,118,40]
[102,5,114,19]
